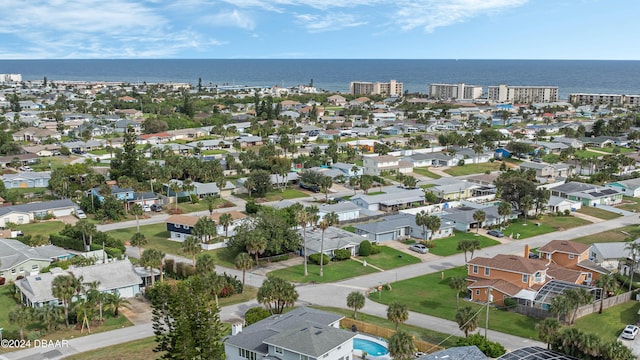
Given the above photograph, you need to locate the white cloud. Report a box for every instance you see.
[393,0,529,32]
[201,10,256,30]
[295,13,367,33]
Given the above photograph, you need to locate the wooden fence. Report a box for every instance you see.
[514,292,633,321]
[339,318,444,354]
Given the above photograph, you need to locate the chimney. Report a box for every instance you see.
[231,322,243,336]
[524,244,530,259]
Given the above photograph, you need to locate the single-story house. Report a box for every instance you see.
[0,239,72,282]
[351,188,425,211]
[12,127,61,143]
[605,178,640,198]
[224,307,353,360]
[0,153,38,168]
[547,196,582,213]
[353,213,454,242]
[589,241,636,272]
[299,226,370,257]
[318,202,361,222]
[1,171,51,189]
[15,260,143,307]
[550,182,624,207]
[0,199,79,227]
[23,144,61,157]
[441,205,517,232]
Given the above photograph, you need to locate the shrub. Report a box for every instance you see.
[503,298,517,309]
[164,259,175,275]
[333,249,352,261]
[245,307,271,325]
[221,272,243,294]
[456,334,506,358]
[181,264,196,278]
[175,262,185,279]
[564,209,571,216]
[271,254,289,263]
[359,240,372,256]
[0,277,5,285]
[370,245,381,254]
[309,253,330,265]
[245,200,260,214]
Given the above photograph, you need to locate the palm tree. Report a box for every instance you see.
[455,305,479,337]
[457,240,473,262]
[169,181,182,211]
[387,301,409,330]
[105,292,130,317]
[426,215,441,246]
[234,252,254,289]
[51,274,77,327]
[195,252,216,276]
[182,236,202,266]
[449,276,468,309]
[130,232,147,259]
[205,273,227,307]
[388,330,415,360]
[346,291,365,319]
[245,231,267,266]
[469,239,481,259]
[521,194,534,225]
[625,241,640,292]
[498,202,512,226]
[76,219,97,251]
[565,288,593,324]
[472,210,486,233]
[319,176,333,202]
[84,280,104,321]
[35,304,65,332]
[594,273,619,314]
[549,294,571,322]
[536,318,561,349]
[203,195,216,215]
[129,203,144,233]
[296,208,311,276]
[319,212,339,277]
[9,305,33,340]
[141,248,165,285]
[219,213,233,237]
[359,174,373,194]
[415,210,429,244]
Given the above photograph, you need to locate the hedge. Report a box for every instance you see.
[333,249,351,261]
[359,240,372,256]
[309,253,330,265]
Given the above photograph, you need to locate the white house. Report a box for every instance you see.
[318,202,361,222]
[605,178,640,198]
[363,155,413,176]
[224,307,354,360]
[0,199,78,227]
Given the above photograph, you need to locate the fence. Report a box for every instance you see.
[340,212,395,226]
[513,292,633,321]
[339,318,444,354]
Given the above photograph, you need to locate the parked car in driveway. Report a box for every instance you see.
[487,230,504,238]
[621,325,639,340]
[150,204,163,212]
[75,209,87,219]
[142,204,151,212]
[409,243,429,254]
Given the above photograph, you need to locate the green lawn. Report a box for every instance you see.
[617,197,640,212]
[443,162,503,177]
[371,266,540,339]
[427,232,500,257]
[0,285,20,333]
[572,225,640,244]
[201,149,228,155]
[366,191,385,196]
[29,156,79,171]
[420,184,436,189]
[237,188,309,202]
[577,207,623,220]
[218,285,258,307]
[356,246,421,270]
[501,215,591,239]
[313,306,463,348]
[412,167,442,179]
[588,147,633,154]
[573,300,640,340]
[574,150,603,159]
[16,221,67,238]
[64,337,158,360]
[89,149,110,155]
[542,154,561,164]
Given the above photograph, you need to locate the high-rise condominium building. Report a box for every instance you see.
[428,83,483,100]
[487,84,559,103]
[350,80,403,97]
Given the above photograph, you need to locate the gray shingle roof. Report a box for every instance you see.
[0,239,69,271]
[0,199,77,217]
[419,346,487,360]
[264,321,355,358]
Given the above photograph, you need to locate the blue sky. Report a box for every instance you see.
[1,0,638,59]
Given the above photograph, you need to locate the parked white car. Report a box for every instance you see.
[143,204,151,212]
[75,209,87,219]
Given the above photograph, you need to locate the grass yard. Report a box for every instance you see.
[16,221,67,238]
[588,147,633,154]
[577,206,623,220]
[371,266,540,339]
[89,149,110,155]
[427,232,500,257]
[572,225,640,244]
[412,167,442,179]
[29,156,79,171]
[201,149,229,155]
[574,150,603,159]
[238,188,309,202]
[617,197,640,212]
[269,259,379,283]
[573,300,640,340]
[0,285,20,333]
[354,246,421,270]
[366,191,385,196]
[443,162,503,177]
[501,215,591,239]
[219,285,258,307]
[64,337,158,360]
[313,306,463,348]
[420,183,436,189]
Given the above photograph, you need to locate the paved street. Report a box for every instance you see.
[5,192,639,359]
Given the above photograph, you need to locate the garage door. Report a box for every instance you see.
[53,208,74,217]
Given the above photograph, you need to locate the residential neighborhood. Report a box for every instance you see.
[1,75,640,360]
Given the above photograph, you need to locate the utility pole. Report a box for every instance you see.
[485,286,492,338]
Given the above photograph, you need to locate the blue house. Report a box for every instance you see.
[494,148,511,159]
[88,185,135,203]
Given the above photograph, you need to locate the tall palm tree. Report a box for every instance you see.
[234,252,254,289]
[76,219,97,251]
[219,213,233,238]
[549,294,571,322]
[387,301,409,331]
[129,203,144,233]
[521,194,534,225]
[296,208,311,276]
[469,239,481,259]
[625,241,640,292]
[415,210,429,244]
[245,231,267,266]
[455,305,479,337]
[457,240,473,262]
[449,276,468,309]
[9,305,33,340]
[320,176,333,203]
[51,274,77,328]
[319,212,339,277]
[141,248,165,285]
[182,236,202,267]
[130,232,147,259]
[594,273,619,314]
[203,195,216,215]
[472,210,486,233]
[169,181,182,211]
[388,330,415,360]
[498,202,512,226]
[426,215,441,246]
[536,318,561,349]
[346,291,365,319]
[565,288,593,324]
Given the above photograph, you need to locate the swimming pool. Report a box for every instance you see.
[353,338,389,356]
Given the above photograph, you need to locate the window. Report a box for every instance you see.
[11,269,17,275]
[275,347,283,355]
[484,267,490,276]
[568,254,574,259]
[475,290,480,295]
[300,356,309,360]
[522,274,529,283]
[31,264,39,270]
[473,265,478,274]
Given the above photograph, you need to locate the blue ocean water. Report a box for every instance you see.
[1,59,640,99]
